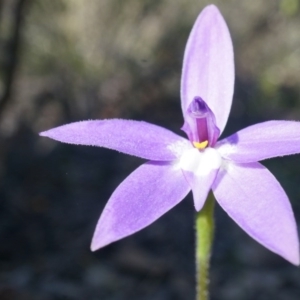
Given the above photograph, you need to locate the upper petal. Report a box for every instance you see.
[181,5,234,134]
[212,161,299,265]
[40,119,190,161]
[217,121,300,163]
[91,161,191,250]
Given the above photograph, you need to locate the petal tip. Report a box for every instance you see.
[194,203,201,212]
[287,248,300,266]
[90,243,97,252]
[90,235,111,252]
[293,258,300,266]
[201,4,223,20]
[39,129,56,138]
[204,4,220,13]
[90,241,99,252]
[39,131,47,137]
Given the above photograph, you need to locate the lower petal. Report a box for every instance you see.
[180,147,221,211]
[91,161,191,250]
[212,161,299,265]
[182,169,218,211]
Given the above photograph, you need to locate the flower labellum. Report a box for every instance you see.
[40,5,300,265]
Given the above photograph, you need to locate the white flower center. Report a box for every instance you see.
[179,147,222,176]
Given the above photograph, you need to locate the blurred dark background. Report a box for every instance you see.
[0,0,300,299]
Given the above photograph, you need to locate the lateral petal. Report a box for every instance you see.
[217,120,300,163]
[181,5,234,134]
[91,161,191,250]
[40,119,190,161]
[213,161,299,265]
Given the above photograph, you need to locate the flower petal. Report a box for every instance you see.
[213,161,299,265]
[181,5,234,134]
[40,119,191,161]
[179,147,221,211]
[217,121,300,163]
[91,161,191,250]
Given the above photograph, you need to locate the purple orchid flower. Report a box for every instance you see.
[40,5,300,265]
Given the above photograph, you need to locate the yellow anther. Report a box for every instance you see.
[193,140,208,149]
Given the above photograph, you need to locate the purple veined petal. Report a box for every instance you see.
[181,5,234,134]
[91,161,191,250]
[212,161,299,265]
[179,147,221,211]
[217,120,300,163]
[40,119,191,161]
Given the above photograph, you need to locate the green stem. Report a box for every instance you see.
[195,193,215,300]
